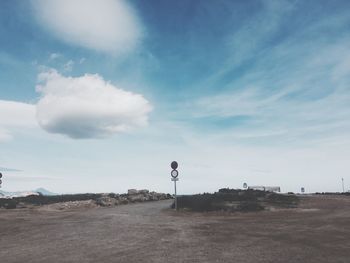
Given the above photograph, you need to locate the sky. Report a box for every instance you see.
[0,0,349,194]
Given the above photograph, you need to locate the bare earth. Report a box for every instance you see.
[0,195,349,263]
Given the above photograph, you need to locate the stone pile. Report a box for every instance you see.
[95,189,171,207]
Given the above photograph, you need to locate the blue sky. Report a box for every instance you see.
[0,0,349,194]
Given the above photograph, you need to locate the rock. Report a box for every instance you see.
[128,189,138,195]
[128,194,146,202]
[95,194,118,207]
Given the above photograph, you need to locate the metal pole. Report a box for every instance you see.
[174,180,177,210]
[342,178,344,193]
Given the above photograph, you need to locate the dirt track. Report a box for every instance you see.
[0,195,349,263]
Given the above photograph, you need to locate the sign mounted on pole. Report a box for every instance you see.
[171,161,178,170]
[170,161,179,210]
[243,183,248,189]
[171,169,178,178]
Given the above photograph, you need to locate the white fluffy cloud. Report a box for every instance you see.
[0,100,37,142]
[36,70,152,139]
[32,0,142,54]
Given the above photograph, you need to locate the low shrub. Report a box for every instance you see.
[174,189,299,212]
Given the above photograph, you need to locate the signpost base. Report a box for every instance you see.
[172,178,178,210]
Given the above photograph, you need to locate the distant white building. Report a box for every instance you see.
[248,186,281,192]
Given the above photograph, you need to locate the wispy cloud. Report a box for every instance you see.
[63,60,74,72]
[225,0,295,68]
[48,52,61,61]
[178,0,350,146]
[191,86,350,145]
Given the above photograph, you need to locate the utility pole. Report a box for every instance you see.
[342,178,345,193]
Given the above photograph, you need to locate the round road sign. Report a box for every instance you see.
[171,169,179,178]
[171,161,178,170]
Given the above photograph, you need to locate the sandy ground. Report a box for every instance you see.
[0,195,349,263]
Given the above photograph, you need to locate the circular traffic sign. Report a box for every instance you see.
[171,169,179,178]
[243,183,247,189]
[171,161,178,170]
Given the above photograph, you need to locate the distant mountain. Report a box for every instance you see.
[0,188,57,198]
[35,188,57,196]
[0,190,39,198]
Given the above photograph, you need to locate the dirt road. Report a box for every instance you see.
[0,195,349,262]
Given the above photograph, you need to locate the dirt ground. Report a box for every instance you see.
[0,195,349,263]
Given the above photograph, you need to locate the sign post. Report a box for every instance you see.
[170,161,179,210]
[0,172,2,188]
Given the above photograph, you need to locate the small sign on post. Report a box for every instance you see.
[170,161,179,210]
[171,161,178,170]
